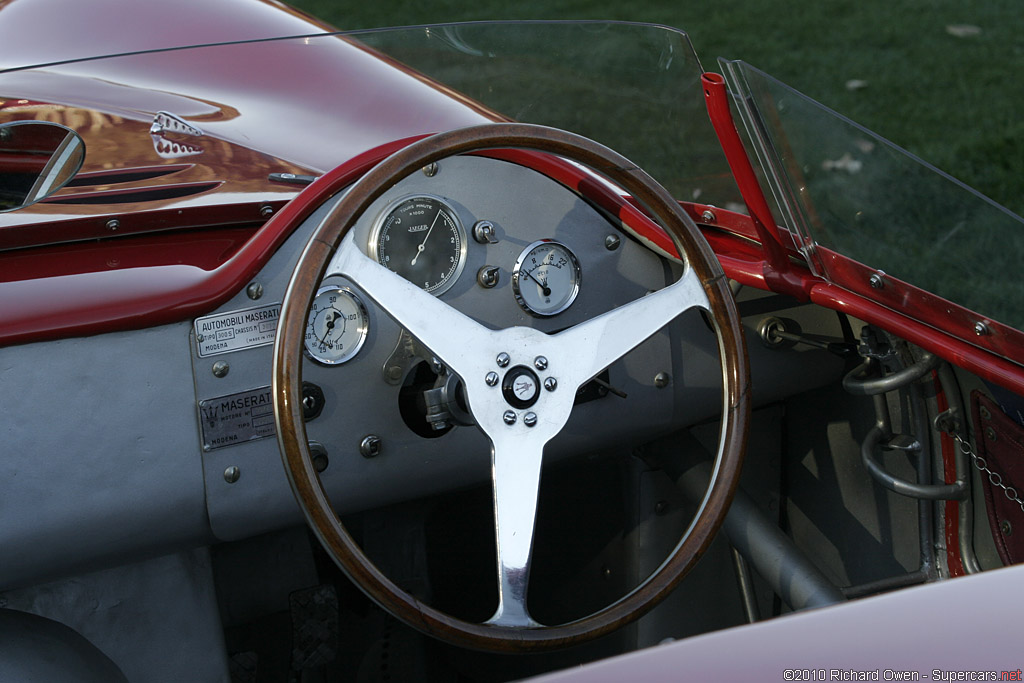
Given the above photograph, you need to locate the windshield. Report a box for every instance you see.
[721,58,1024,333]
[353,22,740,207]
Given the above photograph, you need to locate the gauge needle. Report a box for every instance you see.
[321,310,339,344]
[525,268,551,296]
[410,210,443,266]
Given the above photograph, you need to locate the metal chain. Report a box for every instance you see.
[953,433,1024,514]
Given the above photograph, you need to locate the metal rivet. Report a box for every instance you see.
[259,204,274,218]
[524,412,537,427]
[980,405,992,420]
[986,426,998,442]
[246,282,263,300]
[534,356,548,371]
[869,272,885,290]
[212,360,229,378]
[496,352,510,368]
[654,372,670,388]
[360,435,382,458]
[106,219,120,232]
[503,410,517,425]
[544,377,557,392]
[701,209,717,223]
[312,452,329,473]
[654,500,669,515]
[604,234,620,251]
[223,466,240,484]
[1001,520,1013,536]
[602,566,612,580]
[975,321,991,336]
[477,265,500,288]
[422,162,438,177]
[485,372,499,387]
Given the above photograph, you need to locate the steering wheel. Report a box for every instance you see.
[273,123,750,652]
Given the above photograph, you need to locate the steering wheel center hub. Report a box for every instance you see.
[502,365,541,409]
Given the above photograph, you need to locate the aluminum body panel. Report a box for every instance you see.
[0,320,210,589]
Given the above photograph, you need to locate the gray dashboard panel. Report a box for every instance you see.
[0,155,850,581]
[194,156,690,541]
[192,155,849,543]
[0,321,210,590]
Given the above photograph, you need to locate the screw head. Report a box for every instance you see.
[974,321,991,336]
[654,372,670,388]
[106,219,120,232]
[223,466,240,484]
[1001,519,1013,536]
[496,352,511,368]
[544,377,557,392]
[701,209,717,223]
[246,282,263,300]
[485,372,499,387]
[212,360,230,378]
[604,234,621,250]
[422,162,438,177]
[259,204,274,218]
[503,410,517,425]
[868,272,885,290]
[534,356,548,371]
[524,412,538,427]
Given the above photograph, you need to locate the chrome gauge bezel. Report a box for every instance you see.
[511,239,582,317]
[304,285,370,366]
[367,193,468,297]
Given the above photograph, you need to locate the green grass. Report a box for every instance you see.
[287,0,1024,217]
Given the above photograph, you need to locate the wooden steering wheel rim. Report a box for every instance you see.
[273,123,750,653]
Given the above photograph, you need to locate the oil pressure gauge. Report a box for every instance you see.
[512,239,582,317]
[304,286,369,365]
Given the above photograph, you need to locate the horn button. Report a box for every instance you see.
[501,365,541,409]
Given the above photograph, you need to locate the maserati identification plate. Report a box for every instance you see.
[194,304,281,357]
[199,386,275,451]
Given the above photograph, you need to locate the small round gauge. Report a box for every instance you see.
[512,239,582,317]
[369,195,467,296]
[304,286,369,365]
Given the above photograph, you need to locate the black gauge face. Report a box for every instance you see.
[369,195,467,296]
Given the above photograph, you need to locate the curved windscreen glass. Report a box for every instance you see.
[353,22,741,208]
[722,58,1024,332]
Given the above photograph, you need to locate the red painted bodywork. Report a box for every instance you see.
[0,2,1021,401]
[0,0,338,71]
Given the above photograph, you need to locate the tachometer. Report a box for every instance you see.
[304,286,369,365]
[511,239,582,317]
[368,195,467,296]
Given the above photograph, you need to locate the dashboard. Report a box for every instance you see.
[190,155,718,541]
[0,154,848,589]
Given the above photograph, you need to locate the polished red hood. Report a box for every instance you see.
[0,0,496,249]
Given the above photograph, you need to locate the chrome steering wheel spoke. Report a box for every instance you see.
[553,265,710,389]
[274,122,750,652]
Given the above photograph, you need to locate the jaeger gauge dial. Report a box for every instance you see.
[368,195,467,296]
